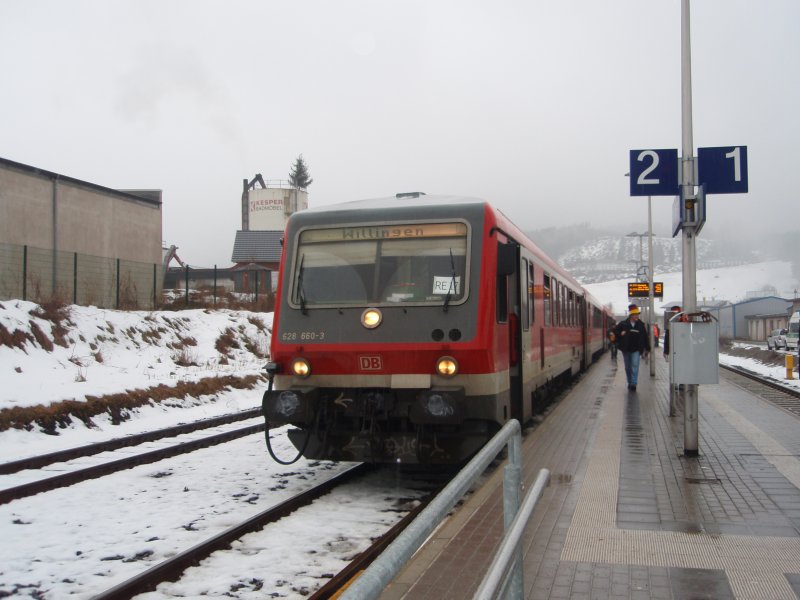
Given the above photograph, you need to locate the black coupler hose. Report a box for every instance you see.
[262,377,314,465]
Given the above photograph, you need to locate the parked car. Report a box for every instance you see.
[767,328,788,350]
[787,310,800,350]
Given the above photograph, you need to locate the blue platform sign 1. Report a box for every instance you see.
[629,149,680,196]
[697,146,748,194]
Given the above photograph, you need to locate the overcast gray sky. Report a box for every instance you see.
[1,1,798,267]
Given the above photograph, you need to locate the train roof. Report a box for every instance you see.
[291,194,607,311]
[301,194,488,214]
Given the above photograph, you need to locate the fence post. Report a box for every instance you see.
[214,265,217,306]
[115,258,120,309]
[22,245,28,301]
[152,263,157,310]
[73,252,78,305]
[185,265,189,307]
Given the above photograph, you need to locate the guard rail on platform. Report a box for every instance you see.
[339,419,550,600]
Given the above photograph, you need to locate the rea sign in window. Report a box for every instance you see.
[628,282,663,298]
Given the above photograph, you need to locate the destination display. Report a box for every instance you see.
[628,282,663,298]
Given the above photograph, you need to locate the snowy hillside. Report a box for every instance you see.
[0,301,270,416]
[585,260,799,315]
[559,235,716,283]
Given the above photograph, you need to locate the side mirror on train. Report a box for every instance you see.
[497,243,517,276]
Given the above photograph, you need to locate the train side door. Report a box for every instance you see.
[497,242,523,422]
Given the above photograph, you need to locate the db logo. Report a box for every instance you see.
[359,356,382,370]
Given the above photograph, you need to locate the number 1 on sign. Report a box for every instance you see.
[725,147,742,182]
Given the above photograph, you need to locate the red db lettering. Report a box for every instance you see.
[359,356,382,370]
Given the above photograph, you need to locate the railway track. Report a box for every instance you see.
[720,363,800,418]
[91,463,440,600]
[0,416,265,504]
[0,407,262,475]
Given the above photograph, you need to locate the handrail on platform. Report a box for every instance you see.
[339,419,550,600]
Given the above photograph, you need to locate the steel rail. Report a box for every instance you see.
[0,423,265,505]
[91,463,371,600]
[0,407,262,475]
[308,478,444,599]
[720,363,800,418]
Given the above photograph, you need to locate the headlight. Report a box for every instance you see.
[361,308,382,329]
[291,358,311,378]
[436,356,458,377]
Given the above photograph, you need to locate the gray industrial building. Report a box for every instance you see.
[0,156,163,308]
[706,296,793,340]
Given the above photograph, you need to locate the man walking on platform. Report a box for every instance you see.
[614,305,650,391]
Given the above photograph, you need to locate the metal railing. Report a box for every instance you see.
[340,419,550,600]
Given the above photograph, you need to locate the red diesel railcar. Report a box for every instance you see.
[263,194,612,464]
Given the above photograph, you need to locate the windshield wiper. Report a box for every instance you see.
[443,248,457,313]
[296,254,308,315]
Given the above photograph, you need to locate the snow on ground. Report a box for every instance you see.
[719,341,800,392]
[585,260,799,315]
[0,299,272,409]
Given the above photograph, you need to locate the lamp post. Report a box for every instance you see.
[627,231,646,282]
[647,197,655,376]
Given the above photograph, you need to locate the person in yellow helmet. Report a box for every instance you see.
[613,305,650,391]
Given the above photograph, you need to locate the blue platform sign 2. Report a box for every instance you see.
[629,149,680,196]
[697,146,748,194]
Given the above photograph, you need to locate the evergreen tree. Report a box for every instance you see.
[288,155,313,189]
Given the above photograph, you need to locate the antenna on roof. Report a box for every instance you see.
[395,192,426,199]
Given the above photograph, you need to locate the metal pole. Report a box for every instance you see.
[22,245,27,301]
[503,431,523,598]
[648,197,655,377]
[115,258,120,309]
[52,175,59,297]
[681,0,699,456]
[153,263,157,309]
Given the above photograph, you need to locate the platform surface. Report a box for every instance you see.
[380,354,800,600]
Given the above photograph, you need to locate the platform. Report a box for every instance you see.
[380,354,800,599]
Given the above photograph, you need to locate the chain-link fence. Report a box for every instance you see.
[0,242,162,309]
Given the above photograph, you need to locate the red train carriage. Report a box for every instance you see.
[263,194,611,464]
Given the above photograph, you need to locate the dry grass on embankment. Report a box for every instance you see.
[0,374,265,434]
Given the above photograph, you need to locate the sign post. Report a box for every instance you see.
[680,0,699,456]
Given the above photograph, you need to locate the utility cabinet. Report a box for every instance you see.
[670,312,719,384]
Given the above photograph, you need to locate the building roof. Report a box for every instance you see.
[0,156,162,207]
[231,230,283,263]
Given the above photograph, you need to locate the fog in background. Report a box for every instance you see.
[1,1,797,267]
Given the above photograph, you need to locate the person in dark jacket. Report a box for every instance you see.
[663,305,681,359]
[607,327,618,360]
[614,305,650,391]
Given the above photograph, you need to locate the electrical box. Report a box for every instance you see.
[670,312,719,384]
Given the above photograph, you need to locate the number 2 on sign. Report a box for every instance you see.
[636,150,660,185]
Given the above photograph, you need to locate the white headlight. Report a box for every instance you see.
[361,308,382,329]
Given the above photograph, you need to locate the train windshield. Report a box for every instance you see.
[290,222,469,308]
